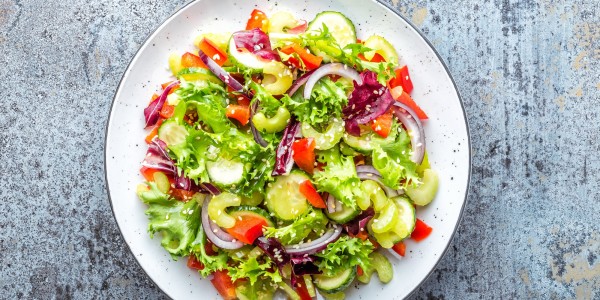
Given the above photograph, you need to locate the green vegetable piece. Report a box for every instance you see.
[152,172,171,194]
[265,172,310,221]
[321,292,346,300]
[262,61,293,95]
[278,282,301,300]
[301,118,344,150]
[415,152,430,176]
[313,267,356,294]
[240,192,264,206]
[362,35,399,66]
[207,192,241,229]
[313,147,363,209]
[371,127,420,190]
[406,169,439,206]
[357,265,374,284]
[158,120,188,146]
[190,224,229,276]
[359,180,389,211]
[315,236,374,277]
[252,106,291,133]
[263,208,327,244]
[371,202,398,233]
[371,252,393,283]
[304,275,317,297]
[269,11,300,33]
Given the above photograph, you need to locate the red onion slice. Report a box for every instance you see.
[285,225,342,255]
[286,69,315,96]
[201,196,243,250]
[199,183,220,195]
[144,81,180,128]
[303,63,362,99]
[326,194,336,213]
[198,49,245,92]
[393,102,426,165]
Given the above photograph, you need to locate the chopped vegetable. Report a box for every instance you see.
[411,219,433,242]
[315,236,374,276]
[280,43,323,70]
[226,104,250,125]
[392,241,406,256]
[389,86,428,120]
[211,270,237,300]
[246,9,269,32]
[298,180,326,209]
[225,216,267,244]
[292,138,316,174]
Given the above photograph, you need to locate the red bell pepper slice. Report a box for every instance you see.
[299,180,327,209]
[199,38,228,66]
[392,241,406,256]
[187,255,205,271]
[390,86,428,120]
[140,166,158,181]
[411,219,433,242]
[291,138,316,174]
[225,104,250,125]
[210,270,237,300]
[225,216,267,245]
[280,44,323,70]
[181,52,207,69]
[170,189,196,201]
[357,53,386,63]
[390,66,414,94]
[293,276,312,300]
[159,104,175,119]
[246,9,269,32]
[370,111,393,138]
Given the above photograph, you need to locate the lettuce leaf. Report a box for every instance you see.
[315,236,374,276]
[263,208,328,245]
[372,126,421,189]
[228,256,283,286]
[175,81,231,133]
[189,225,229,277]
[137,182,200,258]
[312,147,364,209]
[283,77,351,129]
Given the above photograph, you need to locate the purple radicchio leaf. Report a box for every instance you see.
[232,29,280,61]
[272,118,300,176]
[254,237,291,274]
[342,71,395,136]
[290,255,322,277]
[342,207,375,236]
[143,81,179,128]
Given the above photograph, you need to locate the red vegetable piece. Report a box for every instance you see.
[246,9,269,32]
[392,241,406,256]
[390,86,428,120]
[225,216,268,245]
[187,255,205,271]
[159,104,175,119]
[411,219,433,242]
[291,138,316,174]
[370,111,393,138]
[210,270,237,300]
[294,276,312,300]
[225,104,250,125]
[181,52,207,68]
[299,180,327,209]
[393,66,413,94]
[199,38,228,66]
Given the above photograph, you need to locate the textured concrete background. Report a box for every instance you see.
[0,0,599,299]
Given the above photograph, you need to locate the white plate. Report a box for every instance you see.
[105,0,471,299]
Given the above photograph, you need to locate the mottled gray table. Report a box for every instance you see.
[1,0,599,299]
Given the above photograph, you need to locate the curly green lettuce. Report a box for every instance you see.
[137,182,200,258]
[315,236,374,276]
[313,147,364,209]
[175,81,231,133]
[372,125,421,189]
[283,77,351,129]
[263,208,328,245]
[228,256,282,286]
[189,224,229,277]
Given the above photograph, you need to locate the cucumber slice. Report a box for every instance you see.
[307,11,356,61]
[228,37,268,71]
[339,141,360,156]
[406,169,439,206]
[313,267,356,293]
[301,118,344,150]
[371,252,393,283]
[326,203,360,224]
[342,127,397,154]
[363,35,399,65]
[177,67,221,84]
[265,172,310,220]
[228,206,275,227]
[206,157,245,187]
[391,196,416,238]
[152,172,170,194]
[158,120,188,146]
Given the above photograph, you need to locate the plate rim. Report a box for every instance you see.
[103,0,472,299]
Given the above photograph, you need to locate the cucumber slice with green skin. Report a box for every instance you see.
[342,127,397,154]
[325,203,360,224]
[206,157,246,187]
[265,171,310,220]
[314,267,356,294]
[177,67,222,84]
[227,37,267,71]
[158,120,188,146]
[391,196,416,237]
[240,192,264,206]
[301,118,344,150]
[228,206,275,227]
[339,141,360,156]
[152,172,171,194]
[363,35,399,66]
[320,292,346,300]
[307,11,357,61]
[371,252,393,283]
[406,169,439,206]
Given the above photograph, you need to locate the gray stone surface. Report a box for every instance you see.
[0,0,598,299]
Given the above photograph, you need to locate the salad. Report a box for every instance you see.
[137,8,439,300]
